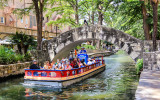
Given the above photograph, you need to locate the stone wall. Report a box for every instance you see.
[0,62,31,78]
[144,40,160,52]
[143,51,160,71]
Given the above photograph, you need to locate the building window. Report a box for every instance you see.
[0,17,4,23]
[33,16,36,26]
[30,15,32,28]
[26,18,28,24]
[10,18,13,21]
[21,18,23,23]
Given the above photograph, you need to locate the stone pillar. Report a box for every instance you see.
[143,52,160,71]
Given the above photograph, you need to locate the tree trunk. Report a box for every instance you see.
[91,11,95,45]
[75,0,79,25]
[98,11,103,25]
[98,5,103,25]
[141,1,151,40]
[32,0,43,50]
[151,0,158,51]
[91,11,94,25]
[97,6,103,49]
[17,44,22,54]
[88,13,91,24]
[24,45,29,54]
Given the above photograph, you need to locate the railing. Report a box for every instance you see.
[0,25,60,39]
[25,60,105,78]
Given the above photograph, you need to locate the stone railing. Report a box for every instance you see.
[0,62,31,78]
[0,25,59,39]
[143,51,160,71]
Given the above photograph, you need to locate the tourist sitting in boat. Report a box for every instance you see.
[87,58,93,65]
[79,59,86,68]
[51,60,55,67]
[79,47,87,54]
[51,60,57,70]
[65,62,72,70]
[73,58,79,68]
[58,61,65,70]
[44,61,52,69]
[61,60,66,69]
[91,57,96,64]
[56,59,61,68]
[39,63,43,69]
[70,60,74,68]
[58,65,65,70]
[30,60,40,69]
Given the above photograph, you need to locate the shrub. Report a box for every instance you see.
[136,59,143,74]
[76,44,95,50]
[0,45,32,64]
[0,46,7,64]
[24,52,32,61]
[8,54,17,64]
[15,54,24,62]
[0,45,16,64]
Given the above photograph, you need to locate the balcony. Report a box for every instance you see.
[0,25,60,39]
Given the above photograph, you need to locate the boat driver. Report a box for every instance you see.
[80,47,87,54]
[30,60,40,69]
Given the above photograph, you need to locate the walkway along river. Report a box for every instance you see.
[0,53,139,100]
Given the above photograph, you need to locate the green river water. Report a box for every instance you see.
[0,53,139,100]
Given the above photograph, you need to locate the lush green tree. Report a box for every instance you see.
[47,0,81,27]
[10,32,36,54]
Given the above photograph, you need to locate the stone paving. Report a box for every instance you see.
[135,70,160,100]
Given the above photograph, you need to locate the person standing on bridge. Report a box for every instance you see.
[75,49,77,57]
[84,20,88,26]
[80,47,87,54]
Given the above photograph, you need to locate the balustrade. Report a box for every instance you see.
[0,25,59,39]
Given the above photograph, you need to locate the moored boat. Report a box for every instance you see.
[24,54,106,88]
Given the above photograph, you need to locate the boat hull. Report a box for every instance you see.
[24,64,106,88]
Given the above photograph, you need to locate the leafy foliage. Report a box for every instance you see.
[76,44,95,50]
[0,46,16,64]
[0,45,32,65]
[10,32,36,54]
[24,52,32,61]
[47,0,79,27]
[136,59,143,74]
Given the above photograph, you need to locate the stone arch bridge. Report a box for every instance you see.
[41,25,143,62]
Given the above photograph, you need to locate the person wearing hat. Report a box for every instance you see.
[30,60,40,69]
[87,58,92,65]
[80,47,87,54]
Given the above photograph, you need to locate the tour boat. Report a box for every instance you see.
[24,54,106,88]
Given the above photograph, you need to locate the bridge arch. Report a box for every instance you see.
[41,25,143,62]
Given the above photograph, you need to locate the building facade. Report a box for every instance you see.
[0,0,70,40]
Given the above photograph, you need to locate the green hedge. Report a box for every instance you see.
[0,45,32,65]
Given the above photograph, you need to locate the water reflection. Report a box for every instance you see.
[0,54,139,100]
